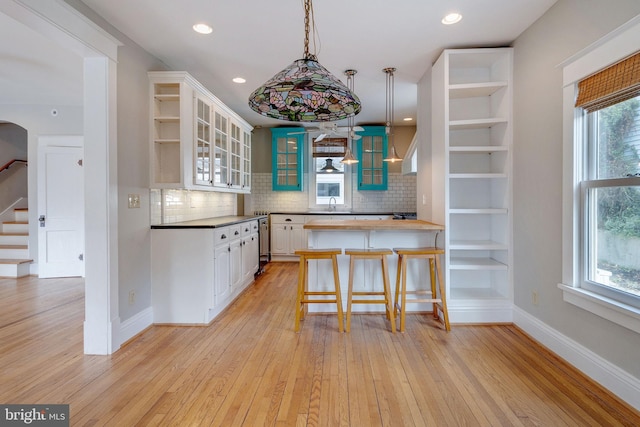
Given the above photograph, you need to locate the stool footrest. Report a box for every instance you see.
[397,298,442,304]
[303,291,339,296]
[301,299,337,304]
[351,299,389,304]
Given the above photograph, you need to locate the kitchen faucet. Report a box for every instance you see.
[329,197,337,211]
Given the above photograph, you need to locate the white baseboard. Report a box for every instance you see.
[513,306,640,410]
[119,307,153,347]
[449,306,513,324]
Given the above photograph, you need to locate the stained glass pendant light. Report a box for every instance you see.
[383,67,403,162]
[248,0,361,122]
[341,69,359,164]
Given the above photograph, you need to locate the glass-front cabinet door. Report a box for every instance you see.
[213,109,229,188]
[194,96,212,185]
[271,127,303,191]
[357,126,388,190]
[229,121,242,188]
[242,129,251,191]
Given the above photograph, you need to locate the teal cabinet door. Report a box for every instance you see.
[271,128,304,191]
[356,126,388,190]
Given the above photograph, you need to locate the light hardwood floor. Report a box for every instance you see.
[1,263,639,426]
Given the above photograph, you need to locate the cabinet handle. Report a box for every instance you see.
[221,234,227,239]
[285,218,292,222]
[234,230,239,235]
[228,247,230,252]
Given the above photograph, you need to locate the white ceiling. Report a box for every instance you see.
[1,0,558,128]
[0,10,83,107]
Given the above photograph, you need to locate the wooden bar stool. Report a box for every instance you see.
[344,248,396,333]
[393,247,450,332]
[294,248,344,332]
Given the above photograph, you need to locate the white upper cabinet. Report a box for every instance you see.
[149,71,253,193]
[432,48,513,323]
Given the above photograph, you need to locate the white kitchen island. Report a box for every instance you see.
[303,219,444,313]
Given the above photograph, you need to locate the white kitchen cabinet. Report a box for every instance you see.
[149,71,252,193]
[151,219,259,325]
[432,48,513,323]
[270,215,307,261]
[215,224,242,304]
[214,241,231,304]
[241,221,260,285]
[151,229,215,324]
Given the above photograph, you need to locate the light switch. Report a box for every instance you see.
[128,194,140,209]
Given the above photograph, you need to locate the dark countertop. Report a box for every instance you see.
[151,215,266,229]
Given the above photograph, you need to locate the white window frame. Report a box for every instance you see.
[307,134,353,210]
[559,16,640,334]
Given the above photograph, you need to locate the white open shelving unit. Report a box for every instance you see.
[432,48,513,323]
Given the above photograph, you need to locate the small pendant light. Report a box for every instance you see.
[383,67,403,162]
[321,158,338,173]
[248,0,361,122]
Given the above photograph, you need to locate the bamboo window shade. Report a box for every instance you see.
[312,138,347,157]
[575,50,640,112]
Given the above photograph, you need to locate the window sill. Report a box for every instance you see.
[558,283,640,335]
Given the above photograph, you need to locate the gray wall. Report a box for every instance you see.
[0,123,28,215]
[65,0,168,322]
[512,0,640,377]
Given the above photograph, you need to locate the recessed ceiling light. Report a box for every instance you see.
[403,117,413,122]
[232,77,246,84]
[192,23,213,34]
[442,13,462,25]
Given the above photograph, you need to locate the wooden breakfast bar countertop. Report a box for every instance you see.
[303,219,444,231]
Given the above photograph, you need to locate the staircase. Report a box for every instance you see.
[0,207,32,278]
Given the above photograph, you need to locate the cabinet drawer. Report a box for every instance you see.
[270,214,306,225]
[241,220,258,237]
[215,225,242,245]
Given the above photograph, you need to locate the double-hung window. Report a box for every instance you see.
[561,24,640,333]
[309,136,352,209]
[580,95,640,302]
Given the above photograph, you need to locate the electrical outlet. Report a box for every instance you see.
[128,194,140,209]
[422,194,427,205]
[532,290,539,306]
[129,290,135,305]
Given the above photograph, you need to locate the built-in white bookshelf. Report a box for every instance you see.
[432,48,513,323]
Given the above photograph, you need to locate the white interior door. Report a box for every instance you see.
[37,136,84,278]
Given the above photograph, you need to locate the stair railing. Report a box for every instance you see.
[0,159,27,176]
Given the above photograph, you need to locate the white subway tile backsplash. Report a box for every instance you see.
[245,172,416,214]
[150,189,236,224]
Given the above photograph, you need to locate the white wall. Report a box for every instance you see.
[0,105,83,273]
[512,0,640,378]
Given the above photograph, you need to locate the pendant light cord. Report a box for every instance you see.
[384,68,396,140]
[303,0,318,60]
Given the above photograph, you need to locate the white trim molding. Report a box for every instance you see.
[558,283,640,335]
[514,306,640,410]
[560,14,640,334]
